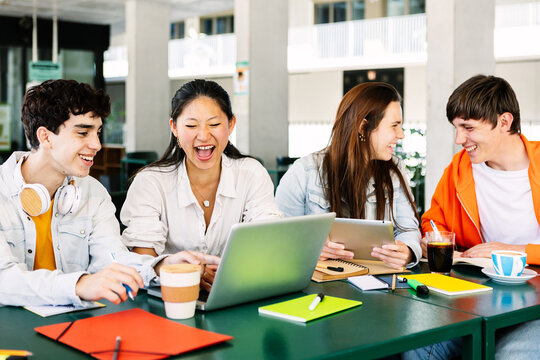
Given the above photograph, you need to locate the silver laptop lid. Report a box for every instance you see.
[329,218,394,260]
[201,213,335,311]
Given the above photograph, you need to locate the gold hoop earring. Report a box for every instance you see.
[358,133,366,142]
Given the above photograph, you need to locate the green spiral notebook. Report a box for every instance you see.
[258,294,362,323]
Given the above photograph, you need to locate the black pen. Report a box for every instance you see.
[327,266,344,272]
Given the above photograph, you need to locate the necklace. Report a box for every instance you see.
[190,183,211,208]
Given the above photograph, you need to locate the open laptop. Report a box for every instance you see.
[148,213,335,311]
[329,218,394,259]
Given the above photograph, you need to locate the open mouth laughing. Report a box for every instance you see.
[195,145,215,161]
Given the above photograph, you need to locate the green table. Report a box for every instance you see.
[394,264,540,359]
[0,281,481,359]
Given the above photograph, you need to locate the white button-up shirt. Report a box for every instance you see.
[121,155,282,256]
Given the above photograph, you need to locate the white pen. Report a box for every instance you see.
[112,336,121,360]
[109,252,135,301]
[430,220,442,240]
[309,293,325,311]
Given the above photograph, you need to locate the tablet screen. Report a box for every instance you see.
[329,218,394,260]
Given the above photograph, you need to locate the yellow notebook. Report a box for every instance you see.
[258,294,362,323]
[402,274,492,296]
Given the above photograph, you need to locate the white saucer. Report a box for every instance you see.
[481,266,537,285]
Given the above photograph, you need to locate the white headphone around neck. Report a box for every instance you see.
[14,156,81,217]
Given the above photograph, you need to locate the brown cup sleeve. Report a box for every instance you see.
[161,284,200,303]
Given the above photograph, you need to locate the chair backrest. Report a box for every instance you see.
[120,151,159,190]
[125,151,159,162]
[276,156,299,167]
[109,191,127,232]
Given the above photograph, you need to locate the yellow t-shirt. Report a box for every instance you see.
[32,199,56,271]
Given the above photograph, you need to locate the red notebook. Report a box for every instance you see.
[35,308,233,359]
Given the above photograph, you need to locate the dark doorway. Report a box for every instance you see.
[343,68,404,97]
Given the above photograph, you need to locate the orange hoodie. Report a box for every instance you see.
[422,135,540,264]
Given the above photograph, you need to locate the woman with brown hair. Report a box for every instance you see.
[275,82,421,269]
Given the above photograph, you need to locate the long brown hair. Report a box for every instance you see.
[322,82,419,228]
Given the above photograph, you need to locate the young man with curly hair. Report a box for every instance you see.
[0,79,218,307]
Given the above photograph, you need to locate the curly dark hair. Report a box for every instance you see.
[21,79,111,149]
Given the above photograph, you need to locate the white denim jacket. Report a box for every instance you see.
[275,151,422,267]
[0,152,163,307]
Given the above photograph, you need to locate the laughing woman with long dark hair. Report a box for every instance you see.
[121,79,281,261]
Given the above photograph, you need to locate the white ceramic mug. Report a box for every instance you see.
[491,250,527,277]
[160,264,201,319]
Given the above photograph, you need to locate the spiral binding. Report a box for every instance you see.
[331,259,369,271]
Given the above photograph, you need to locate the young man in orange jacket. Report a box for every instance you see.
[423,75,540,263]
[405,75,540,360]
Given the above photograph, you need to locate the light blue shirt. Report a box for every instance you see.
[0,152,163,307]
[275,151,421,267]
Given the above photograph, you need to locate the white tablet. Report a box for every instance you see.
[329,218,394,260]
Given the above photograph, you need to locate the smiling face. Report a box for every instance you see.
[45,112,102,177]
[452,117,503,164]
[170,96,235,173]
[368,101,404,161]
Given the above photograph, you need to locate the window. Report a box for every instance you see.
[314,1,365,24]
[315,3,330,24]
[170,21,185,39]
[314,0,423,23]
[352,0,365,20]
[387,0,424,16]
[202,18,213,35]
[409,0,425,15]
[343,68,404,100]
[333,2,347,22]
[216,16,234,34]
[104,82,125,145]
[200,15,234,35]
[387,0,405,17]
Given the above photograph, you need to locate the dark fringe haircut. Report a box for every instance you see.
[446,74,521,134]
